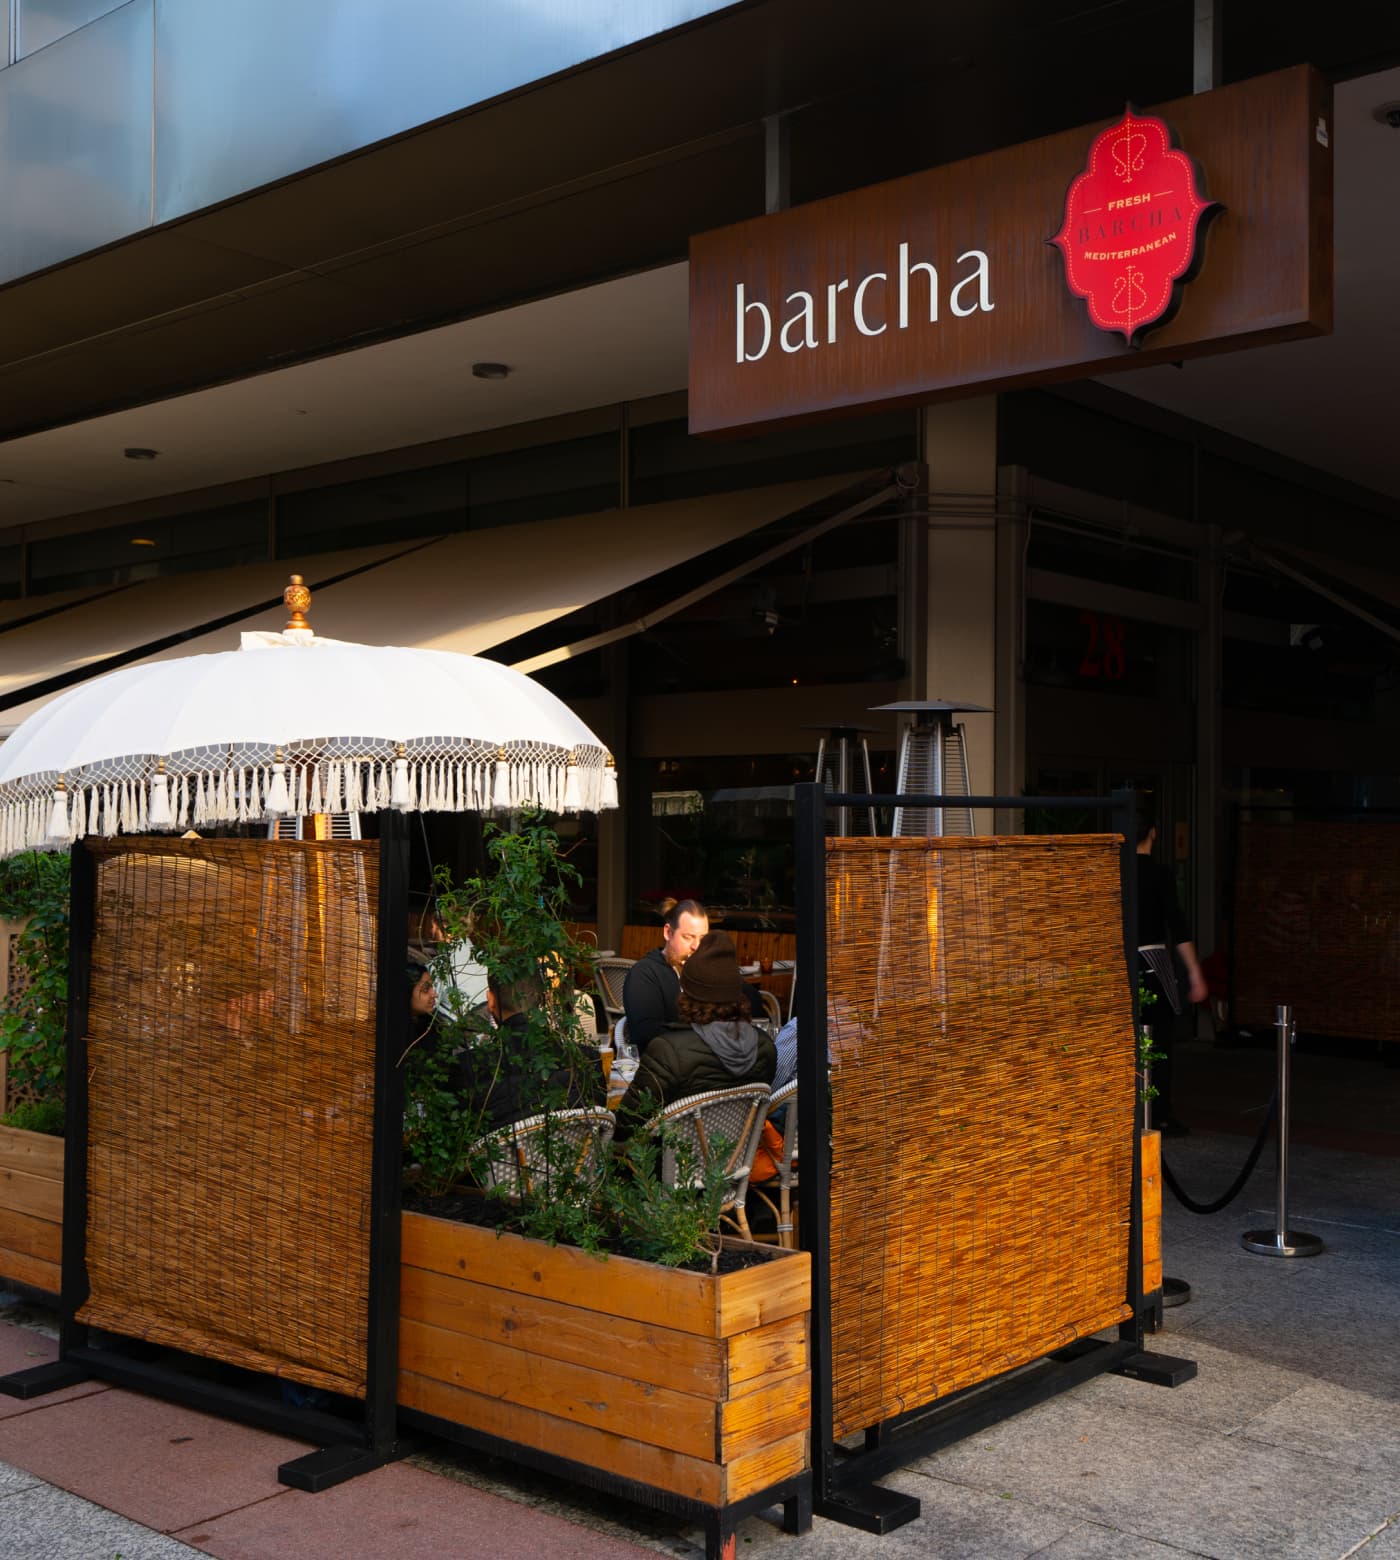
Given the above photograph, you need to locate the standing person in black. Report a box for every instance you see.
[1136,816,1208,1136]
[622,899,709,1053]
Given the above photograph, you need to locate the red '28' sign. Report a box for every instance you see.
[1050,107,1220,345]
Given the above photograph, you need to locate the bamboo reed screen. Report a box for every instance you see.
[1234,821,1400,1043]
[78,837,379,1397]
[825,835,1135,1438]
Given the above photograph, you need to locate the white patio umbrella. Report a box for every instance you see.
[0,576,617,856]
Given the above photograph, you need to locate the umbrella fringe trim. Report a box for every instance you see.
[0,750,615,855]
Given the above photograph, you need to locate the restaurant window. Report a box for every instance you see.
[1000,390,1193,519]
[632,750,897,932]
[0,543,21,600]
[1024,600,1192,703]
[26,500,267,594]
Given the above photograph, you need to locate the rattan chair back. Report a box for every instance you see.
[749,1079,799,1248]
[758,989,783,1028]
[470,1106,616,1201]
[593,956,635,1025]
[643,1083,770,1241]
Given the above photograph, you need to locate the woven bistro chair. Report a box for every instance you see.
[642,1083,771,1241]
[758,988,783,1029]
[747,1079,798,1249]
[469,1106,615,1201]
[593,956,635,1029]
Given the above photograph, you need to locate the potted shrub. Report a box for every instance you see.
[0,852,69,1295]
[398,816,811,1554]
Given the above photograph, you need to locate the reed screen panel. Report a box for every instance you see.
[79,837,378,1397]
[1235,821,1400,1044]
[824,835,1135,1438]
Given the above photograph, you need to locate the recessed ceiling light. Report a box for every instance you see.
[471,362,510,380]
[124,447,159,461]
[130,537,156,547]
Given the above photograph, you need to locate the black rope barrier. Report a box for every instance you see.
[1160,1093,1278,1215]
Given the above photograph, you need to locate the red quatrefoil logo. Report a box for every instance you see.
[1051,106,1221,345]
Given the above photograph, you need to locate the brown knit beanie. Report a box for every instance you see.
[680,930,742,1005]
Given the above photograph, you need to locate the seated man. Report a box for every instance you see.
[455,971,602,1135]
[617,931,775,1133]
[623,899,765,1052]
[622,899,709,1052]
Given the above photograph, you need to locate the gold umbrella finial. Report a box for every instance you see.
[284,574,312,632]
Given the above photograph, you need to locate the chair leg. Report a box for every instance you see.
[733,1202,753,1242]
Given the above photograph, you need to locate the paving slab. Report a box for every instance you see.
[171,1459,652,1559]
[0,1477,204,1559]
[0,1320,110,1417]
[1030,1519,1212,1557]
[0,1384,309,1534]
[1236,1376,1400,1480]
[920,1391,1392,1560]
[1071,1334,1307,1436]
[0,1458,41,1496]
[1358,1514,1400,1557]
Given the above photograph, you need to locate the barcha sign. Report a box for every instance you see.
[689,66,1330,437]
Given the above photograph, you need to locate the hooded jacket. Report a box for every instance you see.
[615,1017,775,1135]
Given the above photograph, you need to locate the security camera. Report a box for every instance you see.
[1374,101,1400,128]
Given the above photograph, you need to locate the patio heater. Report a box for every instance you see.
[870,699,990,836]
[805,722,879,836]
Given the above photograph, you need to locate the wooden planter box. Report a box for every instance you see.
[398,1210,812,1553]
[0,1124,63,1296]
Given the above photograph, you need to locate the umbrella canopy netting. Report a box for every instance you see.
[78,835,379,1397]
[0,628,616,857]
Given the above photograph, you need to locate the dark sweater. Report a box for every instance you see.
[622,947,679,1052]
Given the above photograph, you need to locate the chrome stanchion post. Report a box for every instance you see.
[1242,1003,1324,1258]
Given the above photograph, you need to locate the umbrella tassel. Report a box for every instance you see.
[148,766,172,829]
[601,756,619,811]
[308,765,323,816]
[492,750,511,811]
[390,750,409,810]
[46,781,69,843]
[136,780,148,833]
[174,775,188,828]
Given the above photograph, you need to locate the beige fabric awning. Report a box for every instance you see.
[0,473,888,733]
[0,542,412,717]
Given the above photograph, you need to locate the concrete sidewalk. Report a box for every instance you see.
[1,1130,1396,1559]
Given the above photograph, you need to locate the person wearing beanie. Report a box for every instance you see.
[616,930,775,1134]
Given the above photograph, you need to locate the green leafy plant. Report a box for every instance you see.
[1136,982,1163,1107]
[405,814,733,1267]
[1,1098,65,1136]
[403,813,597,1199]
[0,851,71,1118]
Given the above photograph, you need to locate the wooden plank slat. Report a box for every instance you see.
[398,1368,724,1504]
[0,1166,62,1224]
[401,1211,719,1336]
[398,1316,719,1460]
[1141,1129,1163,1295]
[723,1428,810,1502]
[719,1370,811,1461]
[400,1265,725,1397]
[725,1313,808,1394]
[0,1247,60,1295]
[0,1126,64,1179]
[0,1203,62,1264]
[715,1250,811,1336]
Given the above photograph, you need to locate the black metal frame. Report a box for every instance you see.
[400,1405,812,1560]
[0,816,411,1491]
[794,783,1194,1536]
